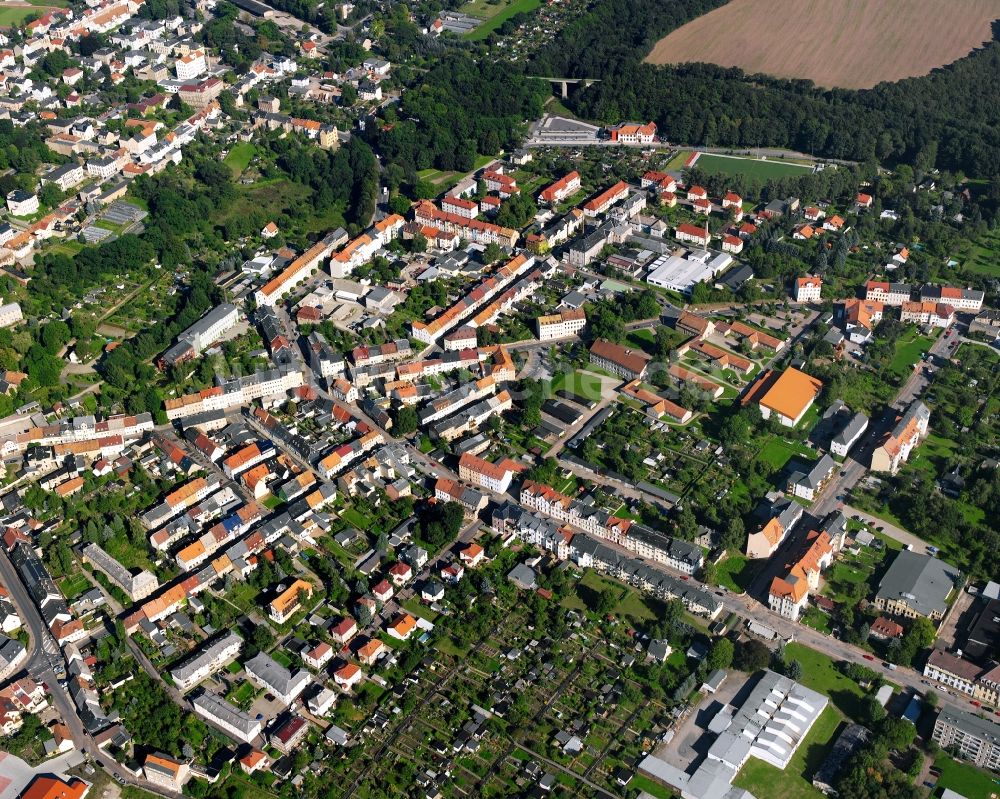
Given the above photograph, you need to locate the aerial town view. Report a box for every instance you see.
[0,1,1000,799]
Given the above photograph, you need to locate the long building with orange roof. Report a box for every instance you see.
[255,229,348,306]
[871,399,929,474]
[768,526,839,620]
[17,777,90,799]
[270,578,312,624]
[410,253,534,343]
[413,200,518,247]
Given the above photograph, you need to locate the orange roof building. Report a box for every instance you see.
[386,613,417,641]
[18,777,90,799]
[269,579,312,624]
[768,530,833,620]
[757,367,823,427]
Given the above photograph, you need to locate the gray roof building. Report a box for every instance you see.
[875,550,960,619]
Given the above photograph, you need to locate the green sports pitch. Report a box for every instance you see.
[691,153,815,180]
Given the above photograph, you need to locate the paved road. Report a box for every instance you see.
[0,544,181,797]
[839,505,929,553]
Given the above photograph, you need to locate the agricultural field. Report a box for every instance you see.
[689,152,814,180]
[645,0,1000,89]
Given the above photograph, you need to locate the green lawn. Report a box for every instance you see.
[889,331,936,378]
[561,570,659,621]
[758,438,816,471]
[934,754,999,798]
[629,774,674,799]
[402,596,439,621]
[340,506,373,529]
[0,5,48,24]
[59,573,93,601]
[784,643,866,721]
[224,142,255,176]
[548,368,605,403]
[733,705,841,799]
[714,554,759,593]
[957,227,1000,277]
[693,153,814,180]
[461,0,542,39]
[271,650,292,668]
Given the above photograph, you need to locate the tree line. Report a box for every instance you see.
[532,0,1000,178]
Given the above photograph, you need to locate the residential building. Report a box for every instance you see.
[830,411,869,457]
[536,308,586,340]
[583,181,629,217]
[243,652,311,706]
[675,222,711,247]
[746,500,803,559]
[794,275,822,303]
[539,171,580,204]
[787,454,836,502]
[271,715,309,754]
[920,284,985,313]
[17,778,90,799]
[192,691,262,743]
[6,190,38,217]
[768,530,834,620]
[159,303,240,367]
[269,579,312,624]
[82,543,159,601]
[843,298,884,343]
[144,754,190,790]
[458,452,516,494]
[608,122,656,143]
[170,632,242,692]
[874,550,960,621]
[175,49,206,80]
[932,706,1000,771]
[865,280,913,306]
[754,367,823,427]
[870,400,929,474]
[900,301,955,328]
[589,339,650,381]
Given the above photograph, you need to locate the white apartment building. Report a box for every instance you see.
[794,275,822,303]
[175,49,207,81]
[537,308,586,341]
[171,632,242,692]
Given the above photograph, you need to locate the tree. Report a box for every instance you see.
[863,695,887,724]
[706,638,734,671]
[482,241,504,264]
[701,561,718,586]
[735,639,771,672]
[785,659,803,681]
[392,405,418,436]
[595,586,618,615]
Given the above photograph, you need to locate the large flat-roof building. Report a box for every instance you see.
[639,671,828,799]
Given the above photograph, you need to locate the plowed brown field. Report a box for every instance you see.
[645,0,1000,89]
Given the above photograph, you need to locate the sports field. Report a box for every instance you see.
[460,0,541,40]
[645,0,1000,89]
[691,152,814,180]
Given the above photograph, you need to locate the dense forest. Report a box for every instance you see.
[369,52,548,173]
[533,0,1000,177]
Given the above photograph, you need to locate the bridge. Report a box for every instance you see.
[527,76,601,99]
